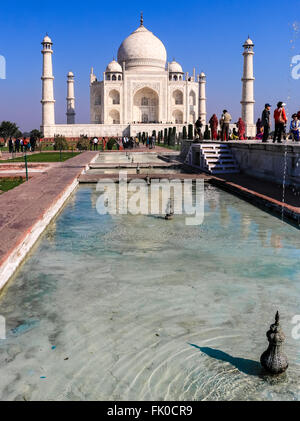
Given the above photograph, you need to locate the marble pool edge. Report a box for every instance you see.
[0,152,99,292]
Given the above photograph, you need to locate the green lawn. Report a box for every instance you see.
[0,177,24,194]
[158,143,181,151]
[1,152,79,163]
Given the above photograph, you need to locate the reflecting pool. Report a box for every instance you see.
[95,152,166,164]
[0,184,299,401]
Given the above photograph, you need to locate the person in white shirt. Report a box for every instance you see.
[93,137,99,151]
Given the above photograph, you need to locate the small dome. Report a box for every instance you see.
[200,71,206,77]
[43,35,52,43]
[244,37,254,46]
[169,61,183,73]
[68,71,74,77]
[106,60,122,73]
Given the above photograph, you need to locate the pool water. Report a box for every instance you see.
[88,168,182,175]
[95,152,167,164]
[0,184,299,401]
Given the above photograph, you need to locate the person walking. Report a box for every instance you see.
[8,138,14,153]
[93,137,99,151]
[15,137,20,153]
[209,114,218,140]
[237,118,246,140]
[273,102,287,143]
[195,117,203,138]
[30,135,36,152]
[290,113,300,142]
[151,134,156,148]
[23,137,29,152]
[261,103,271,143]
[220,110,232,141]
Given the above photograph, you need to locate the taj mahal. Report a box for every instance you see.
[41,14,256,138]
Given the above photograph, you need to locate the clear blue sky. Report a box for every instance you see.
[0,0,299,131]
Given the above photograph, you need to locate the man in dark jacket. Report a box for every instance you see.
[30,135,36,152]
[261,104,271,142]
[195,117,203,138]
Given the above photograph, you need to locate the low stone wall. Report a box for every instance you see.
[42,123,190,139]
[229,142,300,187]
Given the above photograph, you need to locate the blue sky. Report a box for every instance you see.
[0,0,299,131]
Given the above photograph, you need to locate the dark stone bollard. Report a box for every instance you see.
[165,198,174,220]
[260,311,288,375]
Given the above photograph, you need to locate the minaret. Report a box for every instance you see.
[41,35,55,127]
[241,37,255,138]
[199,72,207,125]
[90,67,97,85]
[66,71,75,124]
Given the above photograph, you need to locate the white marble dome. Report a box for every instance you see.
[169,60,183,73]
[117,23,167,71]
[43,35,52,43]
[244,37,254,46]
[106,59,122,73]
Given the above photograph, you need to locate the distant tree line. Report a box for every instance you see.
[0,120,43,145]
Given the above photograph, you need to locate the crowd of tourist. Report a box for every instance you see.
[7,136,37,153]
[122,135,156,149]
[87,135,157,150]
[258,101,299,143]
[197,101,300,142]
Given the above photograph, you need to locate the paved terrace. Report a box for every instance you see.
[0,151,98,291]
[210,173,300,225]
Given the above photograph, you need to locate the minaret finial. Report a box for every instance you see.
[275,311,280,325]
[140,11,144,26]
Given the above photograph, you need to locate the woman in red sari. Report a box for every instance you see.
[238,118,246,140]
[209,114,218,140]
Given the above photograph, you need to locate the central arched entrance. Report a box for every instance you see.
[133,88,159,123]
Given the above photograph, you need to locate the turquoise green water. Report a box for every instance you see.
[0,184,299,401]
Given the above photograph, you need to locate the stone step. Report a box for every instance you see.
[207,162,236,167]
[206,157,235,162]
[210,169,240,174]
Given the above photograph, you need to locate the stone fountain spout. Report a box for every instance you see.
[260,311,288,375]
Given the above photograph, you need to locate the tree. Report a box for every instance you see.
[15,130,23,139]
[182,126,187,139]
[30,129,43,141]
[168,128,172,145]
[76,135,89,151]
[107,137,117,150]
[0,121,19,143]
[53,135,68,151]
[188,124,194,140]
[164,128,168,144]
[171,127,176,146]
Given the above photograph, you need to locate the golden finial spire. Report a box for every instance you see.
[140,11,144,26]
